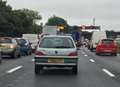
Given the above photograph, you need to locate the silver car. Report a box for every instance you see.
[34,35,78,74]
[0,37,21,58]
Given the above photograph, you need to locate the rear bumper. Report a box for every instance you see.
[96,49,117,53]
[1,49,15,56]
[35,63,77,67]
[34,57,78,67]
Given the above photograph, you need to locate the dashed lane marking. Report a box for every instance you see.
[7,66,23,74]
[89,59,95,63]
[82,52,85,54]
[84,54,88,57]
[102,68,115,77]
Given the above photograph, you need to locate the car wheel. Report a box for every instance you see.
[0,59,2,63]
[26,50,32,56]
[112,53,117,56]
[72,66,78,75]
[96,52,100,55]
[29,50,32,55]
[90,48,94,52]
[29,51,32,55]
[26,51,29,56]
[18,53,21,58]
[11,51,17,58]
[35,65,43,74]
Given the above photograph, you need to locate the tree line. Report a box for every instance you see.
[0,0,42,37]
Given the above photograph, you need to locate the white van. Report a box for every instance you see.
[89,31,107,51]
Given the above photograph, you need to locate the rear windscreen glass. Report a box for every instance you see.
[102,39,113,44]
[0,38,12,43]
[17,39,27,45]
[39,37,74,48]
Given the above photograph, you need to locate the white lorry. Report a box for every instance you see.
[42,25,58,35]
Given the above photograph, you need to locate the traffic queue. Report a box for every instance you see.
[0,37,37,63]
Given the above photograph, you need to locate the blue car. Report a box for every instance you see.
[16,38,32,56]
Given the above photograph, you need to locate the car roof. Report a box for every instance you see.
[15,38,28,40]
[101,38,114,41]
[0,37,12,39]
[15,38,21,39]
[42,35,73,38]
[0,37,13,40]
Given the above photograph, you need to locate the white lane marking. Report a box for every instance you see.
[32,59,35,62]
[7,66,23,74]
[82,52,85,54]
[102,68,115,77]
[84,54,88,57]
[89,59,95,63]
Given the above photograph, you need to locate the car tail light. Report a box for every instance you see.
[35,51,44,56]
[10,45,15,49]
[113,41,117,46]
[68,51,77,56]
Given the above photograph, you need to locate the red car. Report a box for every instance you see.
[96,38,117,56]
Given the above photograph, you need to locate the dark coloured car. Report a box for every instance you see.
[16,38,32,56]
[96,38,117,56]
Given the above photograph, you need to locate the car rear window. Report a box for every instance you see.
[39,37,74,48]
[102,39,114,44]
[17,39,27,45]
[0,38,12,43]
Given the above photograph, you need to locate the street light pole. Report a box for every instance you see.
[93,18,95,26]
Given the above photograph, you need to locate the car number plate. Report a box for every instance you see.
[104,50,112,52]
[48,58,64,63]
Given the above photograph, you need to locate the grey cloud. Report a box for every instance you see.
[7,0,120,31]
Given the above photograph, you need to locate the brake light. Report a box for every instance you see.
[113,41,117,46]
[10,45,15,49]
[68,51,77,56]
[35,51,44,56]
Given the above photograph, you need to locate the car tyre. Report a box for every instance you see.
[96,52,100,56]
[18,53,21,58]
[72,66,78,75]
[112,53,117,56]
[11,51,17,58]
[90,48,94,52]
[0,59,2,63]
[35,65,43,74]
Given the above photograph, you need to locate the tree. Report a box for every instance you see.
[0,0,13,36]
[46,15,68,26]
[45,15,69,33]
[0,0,42,37]
[13,9,42,34]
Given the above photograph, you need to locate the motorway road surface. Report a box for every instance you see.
[0,47,120,87]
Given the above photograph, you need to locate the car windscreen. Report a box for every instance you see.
[102,39,114,44]
[0,38,12,43]
[39,37,74,48]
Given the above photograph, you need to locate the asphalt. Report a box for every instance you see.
[0,48,120,87]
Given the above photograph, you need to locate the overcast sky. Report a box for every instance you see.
[7,0,120,31]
